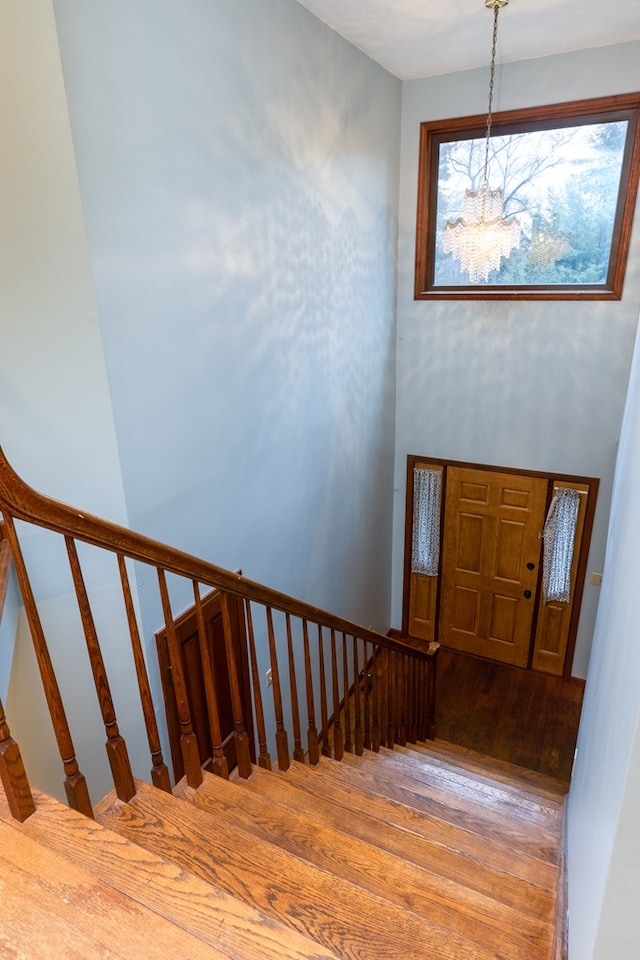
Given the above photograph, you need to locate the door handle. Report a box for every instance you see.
[523,589,532,599]
[526,562,535,570]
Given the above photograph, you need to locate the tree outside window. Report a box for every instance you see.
[415,94,640,300]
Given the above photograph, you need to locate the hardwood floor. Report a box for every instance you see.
[1,724,566,959]
[435,647,584,784]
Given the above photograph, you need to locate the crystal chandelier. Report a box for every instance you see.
[443,0,521,283]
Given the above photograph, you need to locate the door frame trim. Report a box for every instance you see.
[402,455,599,679]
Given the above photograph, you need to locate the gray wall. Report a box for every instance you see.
[568,315,640,959]
[0,0,149,805]
[54,0,401,636]
[47,0,401,763]
[392,42,640,676]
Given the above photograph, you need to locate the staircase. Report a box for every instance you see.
[0,737,566,960]
[0,450,566,958]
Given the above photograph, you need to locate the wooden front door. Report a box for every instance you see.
[439,467,549,667]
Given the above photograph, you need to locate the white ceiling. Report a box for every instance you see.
[294,0,640,81]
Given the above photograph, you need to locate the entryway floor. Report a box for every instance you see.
[435,647,584,785]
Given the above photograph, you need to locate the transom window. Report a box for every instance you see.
[415,93,640,300]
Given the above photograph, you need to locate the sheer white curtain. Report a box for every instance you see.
[411,468,442,577]
[542,487,581,603]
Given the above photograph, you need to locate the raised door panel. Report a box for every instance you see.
[408,572,438,641]
[156,589,253,782]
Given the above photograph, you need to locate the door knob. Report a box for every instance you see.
[523,589,532,599]
[526,562,535,570]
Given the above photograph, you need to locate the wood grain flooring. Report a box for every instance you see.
[1,736,565,960]
[435,647,584,784]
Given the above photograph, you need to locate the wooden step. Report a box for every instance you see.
[381,744,565,814]
[405,738,569,801]
[0,787,341,960]
[0,812,230,960]
[351,746,563,830]
[241,762,555,920]
[282,757,559,888]
[321,751,560,864]
[96,779,518,960]
[176,769,553,960]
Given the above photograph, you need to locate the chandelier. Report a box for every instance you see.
[443,0,521,283]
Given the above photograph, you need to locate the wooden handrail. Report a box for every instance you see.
[0,448,435,664]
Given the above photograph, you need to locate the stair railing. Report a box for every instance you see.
[0,448,438,819]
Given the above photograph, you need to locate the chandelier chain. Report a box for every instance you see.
[442,0,520,282]
[482,3,500,186]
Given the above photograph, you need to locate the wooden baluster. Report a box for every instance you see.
[1,515,92,816]
[362,641,371,751]
[398,654,407,747]
[0,697,36,821]
[426,647,439,740]
[117,554,171,792]
[318,626,331,757]
[353,636,364,756]
[330,629,344,761]
[408,654,417,744]
[391,651,398,745]
[0,527,10,618]
[404,655,412,744]
[395,653,403,746]
[419,656,427,742]
[379,647,388,749]
[286,614,305,763]
[387,650,396,750]
[193,582,229,779]
[414,656,423,742]
[342,632,352,754]
[371,644,381,753]
[265,607,290,772]
[66,538,136,803]
[245,601,271,770]
[303,619,319,764]
[220,592,252,778]
[157,569,203,788]
[419,656,428,742]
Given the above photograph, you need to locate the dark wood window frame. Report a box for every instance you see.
[415,93,640,301]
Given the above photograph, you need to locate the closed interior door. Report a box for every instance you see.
[156,589,253,781]
[440,467,548,666]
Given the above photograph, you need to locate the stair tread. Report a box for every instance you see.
[354,746,563,825]
[0,811,229,960]
[243,762,556,917]
[322,752,560,863]
[0,788,341,960]
[382,744,565,813]
[97,779,521,960]
[175,769,552,960]
[282,757,558,889]
[413,739,569,798]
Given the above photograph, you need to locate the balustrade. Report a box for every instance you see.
[0,447,438,818]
